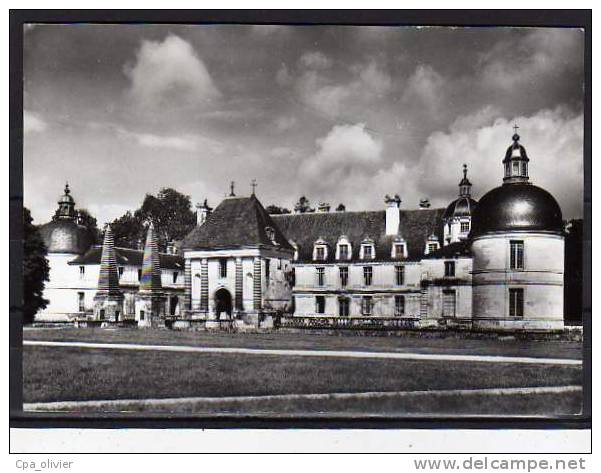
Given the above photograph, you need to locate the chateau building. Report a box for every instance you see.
[35,131,565,331]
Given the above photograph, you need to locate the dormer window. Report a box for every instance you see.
[360,238,375,260]
[290,241,299,261]
[391,237,407,259]
[265,226,277,244]
[336,236,352,260]
[425,234,440,255]
[313,238,328,261]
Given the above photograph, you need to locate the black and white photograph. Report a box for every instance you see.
[14,13,588,428]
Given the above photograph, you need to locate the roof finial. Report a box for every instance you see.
[512,123,520,142]
[64,182,70,195]
[229,181,236,197]
[251,178,257,196]
[463,163,468,179]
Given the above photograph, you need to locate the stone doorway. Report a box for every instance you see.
[214,288,233,319]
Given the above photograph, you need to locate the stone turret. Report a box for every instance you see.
[93,225,123,321]
[135,222,166,327]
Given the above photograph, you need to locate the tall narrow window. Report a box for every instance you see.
[395,265,405,286]
[509,288,524,318]
[339,266,348,287]
[118,266,124,279]
[363,266,373,286]
[394,295,405,316]
[79,266,85,279]
[290,268,296,287]
[77,292,85,312]
[219,258,228,278]
[444,261,456,277]
[442,290,456,317]
[339,297,350,317]
[338,244,349,260]
[315,296,326,314]
[315,247,325,261]
[173,271,179,284]
[316,267,325,286]
[363,245,373,259]
[394,243,405,259]
[137,269,142,281]
[362,296,373,316]
[510,240,524,270]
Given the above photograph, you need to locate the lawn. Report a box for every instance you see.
[23,327,583,359]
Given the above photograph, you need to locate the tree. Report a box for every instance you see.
[294,196,315,213]
[335,203,346,212]
[112,188,197,251]
[23,207,50,324]
[266,205,291,215]
[77,208,101,244]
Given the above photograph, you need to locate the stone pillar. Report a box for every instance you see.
[184,258,192,312]
[200,258,209,314]
[235,257,243,311]
[253,257,262,311]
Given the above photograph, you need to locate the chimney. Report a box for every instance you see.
[196,199,212,226]
[317,202,331,213]
[419,198,431,209]
[385,194,402,235]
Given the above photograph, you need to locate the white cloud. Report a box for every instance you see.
[401,64,444,114]
[24,110,47,134]
[274,115,297,131]
[113,126,223,153]
[417,106,583,218]
[125,34,220,109]
[299,51,332,69]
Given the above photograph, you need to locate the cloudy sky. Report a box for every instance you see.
[24,24,584,225]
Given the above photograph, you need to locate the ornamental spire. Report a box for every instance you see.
[459,164,472,197]
[94,224,123,302]
[503,126,530,184]
[139,222,162,294]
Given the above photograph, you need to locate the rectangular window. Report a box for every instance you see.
[290,268,296,287]
[339,266,348,287]
[444,261,456,277]
[315,296,326,314]
[395,265,405,286]
[394,243,405,258]
[362,296,373,316]
[219,258,228,278]
[316,267,325,286]
[118,266,124,278]
[510,240,524,270]
[363,266,373,286]
[173,271,179,284]
[77,292,85,312]
[363,245,373,259]
[315,247,325,261]
[79,266,85,279]
[460,222,470,233]
[513,161,520,174]
[339,244,349,260]
[140,310,145,321]
[509,288,524,318]
[394,295,405,316]
[137,269,142,281]
[339,297,350,317]
[99,309,105,320]
[428,243,438,254]
[442,290,456,318]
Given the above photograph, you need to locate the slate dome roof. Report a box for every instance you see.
[443,196,478,220]
[471,182,563,237]
[39,219,94,254]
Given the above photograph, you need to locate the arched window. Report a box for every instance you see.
[336,235,352,260]
[360,237,376,260]
[391,236,407,259]
[312,237,328,261]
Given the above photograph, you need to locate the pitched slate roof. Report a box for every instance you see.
[272,208,445,263]
[181,195,294,251]
[69,246,184,270]
[422,240,471,259]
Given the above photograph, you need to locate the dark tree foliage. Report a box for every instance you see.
[77,208,101,244]
[23,207,50,324]
[112,188,196,251]
[564,219,583,325]
[336,203,346,212]
[294,196,315,213]
[265,205,291,215]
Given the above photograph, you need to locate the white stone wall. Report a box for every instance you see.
[443,217,471,245]
[472,232,564,329]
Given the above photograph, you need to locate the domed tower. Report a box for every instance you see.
[443,164,478,245]
[470,130,564,330]
[37,183,94,321]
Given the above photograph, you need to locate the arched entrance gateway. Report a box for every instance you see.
[214,288,233,319]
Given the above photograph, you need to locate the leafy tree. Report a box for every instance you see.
[77,208,101,244]
[294,196,315,213]
[112,188,196,251]
[335,203,346,212]
[23,207,50,324]
[266,205,291,215]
